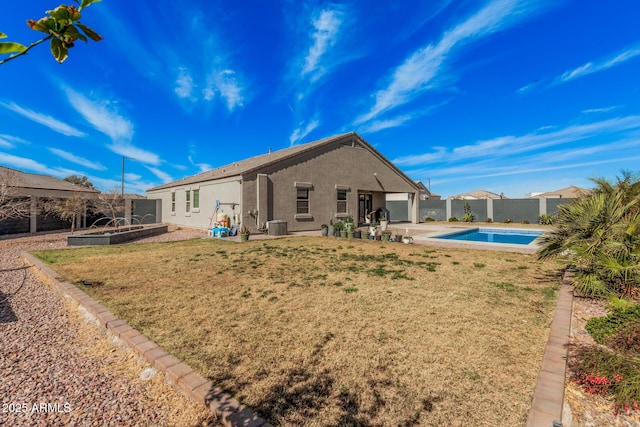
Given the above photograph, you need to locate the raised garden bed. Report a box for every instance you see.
[67,224,168,246]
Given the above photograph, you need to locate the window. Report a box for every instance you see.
[337,190,347,213]
[185,190,191,213]
[192,189,200,210]
[171,192,176,213]
[297,189,309,214]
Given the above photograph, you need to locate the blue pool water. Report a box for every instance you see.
[436,228,542,245]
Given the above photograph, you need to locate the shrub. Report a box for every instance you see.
[571,345,640,413]
[486,218,493,223]
[607,321,640,357]
[424,216,435,222]
[521,220,530,224]
[503,218,512,223]
[585,303,640,344]
[448,217,459,222]
[538,214,553,225]
[462,202,474,222]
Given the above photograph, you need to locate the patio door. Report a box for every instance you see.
[358,193,372,223]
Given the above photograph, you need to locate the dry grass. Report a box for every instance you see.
[33,236,563,426]
[63,299,217,427]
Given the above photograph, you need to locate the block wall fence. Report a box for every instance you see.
[387,198,575,223]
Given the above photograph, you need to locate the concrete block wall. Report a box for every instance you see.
[393,198,576,223]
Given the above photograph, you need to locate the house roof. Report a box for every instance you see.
[530,185,589,199]
[449,189,504,199]
[0,166,99,194]
[148,132,421,192]
[414,181,440,198]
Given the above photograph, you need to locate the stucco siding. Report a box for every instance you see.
[147,177,242,230]
[242,142,417,232]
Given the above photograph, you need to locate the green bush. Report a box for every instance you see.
[586,303,640,344]
[462,213,474,222]
[448,217,459,222]
[607,321,640,357]
[538,214,553,225]
[424,216,436,222]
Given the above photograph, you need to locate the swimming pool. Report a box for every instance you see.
[435,228,542,245]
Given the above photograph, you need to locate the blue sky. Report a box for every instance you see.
[1,0,639,198]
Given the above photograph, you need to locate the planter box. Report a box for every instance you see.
[67,225,168,246]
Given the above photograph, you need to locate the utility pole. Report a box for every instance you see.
[121,156,136,197]
[121,156,125,197]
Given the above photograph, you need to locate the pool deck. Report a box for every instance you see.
[384,222,549,254]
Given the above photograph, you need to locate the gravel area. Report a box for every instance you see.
[0,229,215,427]
[565,297,640,426]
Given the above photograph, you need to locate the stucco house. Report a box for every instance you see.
[528,185,589,199]
[449,189,505,200]
[147,132,421,232]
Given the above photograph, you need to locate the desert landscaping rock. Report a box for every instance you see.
[0,231,216,426]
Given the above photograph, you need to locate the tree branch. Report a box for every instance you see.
[0,35,53,65]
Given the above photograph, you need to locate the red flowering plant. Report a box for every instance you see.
[570,344,640,415]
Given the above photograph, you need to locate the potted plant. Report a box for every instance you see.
[369,222,377,239]
[240,225,250,241]
[402,236,414,244]
[333,220,344,237]
[327,219,334,237]
[321,224,328,236]
[379,216,389,231]
[354,229,361,239]
[344,215,354,239]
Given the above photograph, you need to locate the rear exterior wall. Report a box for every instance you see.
[242,142,417,232]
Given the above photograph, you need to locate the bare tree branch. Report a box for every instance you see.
[0,170,31,221]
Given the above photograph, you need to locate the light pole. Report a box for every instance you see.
[121,156,125,197]
[121,156,135,197]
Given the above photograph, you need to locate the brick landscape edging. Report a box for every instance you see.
[526,269,574,427]
[21,251,273,427]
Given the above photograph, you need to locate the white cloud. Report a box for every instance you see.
[582,106,617,114]
[107,142,161,166]
[213,69,244,111]
[557,43,640,83]
[358,114,417,134]
[62,87,161,166]
[188,155,211,173]
[0,134,28,149]
[0,101,85,137]
[0,152,80,178]
[64,88,134,142]
[355,0,548,126]
[301,9,344,82]
[146,166,173,183]
[452,115,640,160]
[393,147,448,166]
[49,148,107,171]
[175,67,196,100]
[289,118,320,145]
[358,102,448,135]
[176,67,246,111]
